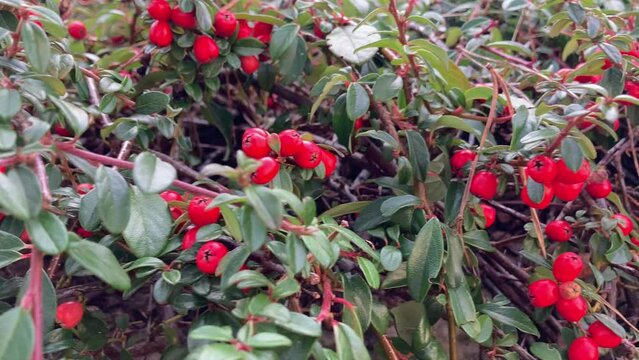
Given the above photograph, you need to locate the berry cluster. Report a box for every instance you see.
[146,0,269,74]
[451,150,497,228]
[568,321,623,360]
[241,128,337,184]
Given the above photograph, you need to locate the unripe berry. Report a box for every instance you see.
[558,281,581,300]
[56,301,84,329]
[193,35,220,64]
[68,21,87,40]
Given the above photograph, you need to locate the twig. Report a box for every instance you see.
[445,295,458,360]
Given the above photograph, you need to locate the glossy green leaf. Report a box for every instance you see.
[346,83,370,121]
[135,91,170,115]
[133,152,176,193]
[407,218,443,301]
[48,96,89,135]
[0,89,20,121]
[0,307,34,360]
[560,137,584,172]
[246,333,292,348]
[404,130,430,182]
[25,211,68,255]
[95,166,130,234]
[123,189,172,258]
[448,283,477,325]
[478,303,539,336]
[269,24,299,60]
[245,186,282,229]
[333,322,371,360]
[21,22,49,73]
[327,25,381,65]
[67,234,131,291]
[373,74,403,101]
[380,245,402,271]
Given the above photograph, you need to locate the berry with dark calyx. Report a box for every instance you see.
[586,178,612,199]
[76,183,94,195]
[196,241,228,274]
[470,170,499,200]
[278,129,302,156]
[171,6,197,29]
[545,220,572,242]
[237,20,252,39]
[240,56,259,74]
[521,182,554,209]
[147,0,171,21]
[568,337,599,360]
[478,203,496,228]
[553,181,584,202]
[242,128,271,158]
[612,214,633,236]
[68,21,87,40]
[558,281,581,300]
[182,227,198,250]
[187,196,220,226]
[588,320,623,348]
[149,21,173,47]
[320,149,337,178]
[193,35,220,64]
[556,295,588,322]
[160,190,183,203]
[294,141,322,169]
[214,9,237,38]
[526,155,557,184]
[528,279,559,308]
[553,252,583,282]
[450,149,476,176]
[555,159,591,184]
[56,301,84,329]
[251,157,280,184]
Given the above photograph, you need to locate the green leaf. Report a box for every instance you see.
[66,234,131,291]
[241,206,267,251]
[334,322,371,360]
[593,313,626,338]
[560,137,584,172]
[320,224,379,261]
[373,74,403,101]
[275,312,321,337]
[187,343,243,360]
[601,67,625,97]
[526,178,545,204]
[380,246,402,271]
[269,24,299,60]
[321,201,370,218]
[530,343,561,360]
[404,130,430,182]
[301,231,335,268]
[95,166,130,234]
[194,0,212,31]
[189,325,233,342]
[446,233,464,287]
[135,91,170,115]
[0,250,21,269]
[0,307,34,360]
[79,189,100,231]
[380,195,420,217]
[327,25,381,65]
[510,105,535,151]
[277,35,307,84]
[233,37,265,56]
[599,42,622,65]
[0,89,20,121]
[17,269,57,336]
[407,218,444,301]
[355,130,399,150]
[246,333,292,348]
[342,274,372,335]
[25,211,68,255]
[461,314,493,343]
[123,189,172,258]
[346,83,370,121]
[48,96,89,135]
[162,269,181,285]
[133,152,177,193]
[0,231,24,250]
[448,283,477,325]
[21,22,50,73]
[486,41,533,57]
[478,303,539,336]
[245,186,282,229]
[0,167,41,220]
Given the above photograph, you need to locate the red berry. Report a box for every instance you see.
[253,22,273,37]
[237,20,252,39]
[256,33,271,44]
[53,123,72,137]
[193,35,220,64]
[354,117,365,131]
[196,241,228,274]
[187,196,220,227]
[568,337,599,360]
[586,179,612,199]
[147,0,171,21]
[612,214,633,236]
[293,141,322,169]
[149,21,173,47]
[56,301,84,329]
[251,157,280,184]
[479,203,496,228]
[320,149,337,178]
[160,190,183,203]
[240,56,259,74]
[521,182,554,209]
[545,220,572,242]
[76,227,93,238]
[553,252,583,282]
[526,155,557,184]
[182,227,198,250]
[588,321,623,348]
[313,23,326,39]
[626,80,639,98]
[470,171,498,200]
[214,9,237,38]
[555,159,591,184]
[171,6,197,29]
[556,295,588,322]
[450,149,476,176]
[68,21,87,40]
[170,207,183,220]
[278,130,302,156]
[242,128,271,158]
[76,183,94,195]
[528,279,559,308]
[553,181,584,202]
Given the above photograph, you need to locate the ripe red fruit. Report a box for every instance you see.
[187,196,220,226]
[354,118,365,131]
[586,179,612,199]
[251,157,280,184]
[196,241,228,274]
[555,159,591,184]
[278,130,302,156]
[237,20,252,39]
[479,203,496,228]
[76,227,93,238]
[320,149,337,178]
[240,56,259,74]
[76,183,94,195]
[68,21,87,40]
[528,279,559,308]
[149,21,173,47]
[470,171,498,200]
[170,207,183,220]
[313,23,326,39]
[193,35,220,64]
[56,301,84,329]
[171,6,197,29]
[553,181,584,202]
[521,182,554,209]
[553,252,583,282]
[160,190,183,203]
[182,227,198,250]
[545,220,572,242]
[568,337,599,360]
[526,155,557,184]
[242,128,271,158]
[214,9,237,38]
[147,0,171,21]
[253,22,273,37]
[293,141,322,169]
[612,214,633,236]
[588,321,623,348]
[450,149,476,176]
[53,123,72,137]
[556,295,588,322]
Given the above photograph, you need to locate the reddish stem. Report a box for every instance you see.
[315,276,334,323]
[20,248,43,360]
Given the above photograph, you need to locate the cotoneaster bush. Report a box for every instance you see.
[1,0,639,359]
